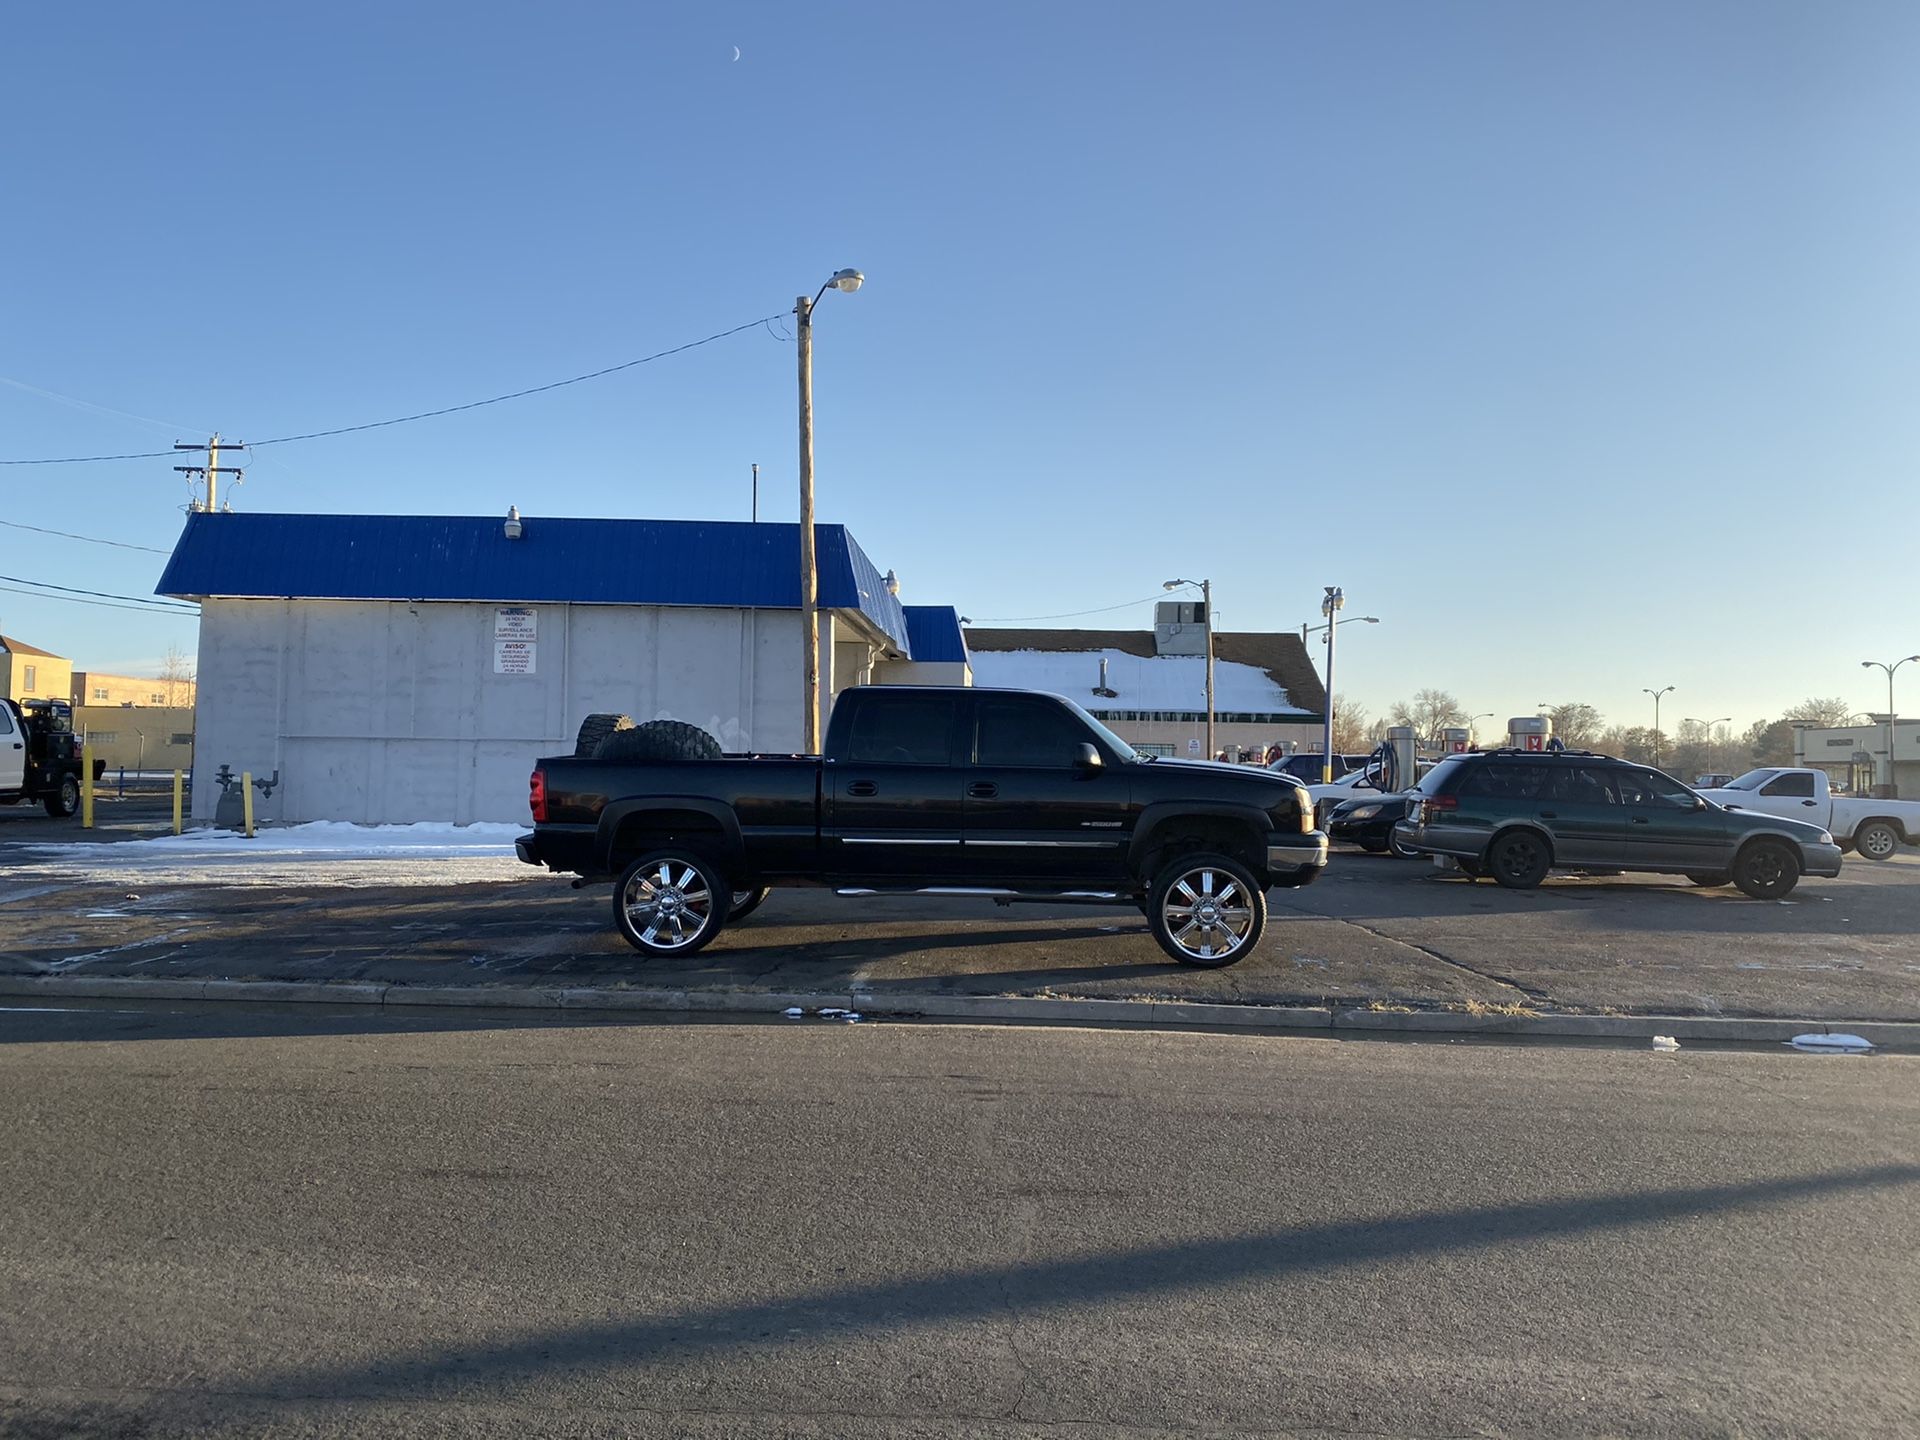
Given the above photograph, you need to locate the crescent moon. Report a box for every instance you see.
[731,46,741,61]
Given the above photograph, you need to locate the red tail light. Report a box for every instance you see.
[1422,793,1459,811]
[529,768,548,822]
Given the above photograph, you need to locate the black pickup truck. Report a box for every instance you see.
[518,686,1326,967]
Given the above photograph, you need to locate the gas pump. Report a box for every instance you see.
[1439,727,1471,755]
[1383,726,1418,791]
[1507,716,1553,752]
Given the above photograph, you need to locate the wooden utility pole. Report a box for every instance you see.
[174,434,244,512]
[796,294,820,753]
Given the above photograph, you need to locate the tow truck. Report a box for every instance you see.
[0,697,87,817]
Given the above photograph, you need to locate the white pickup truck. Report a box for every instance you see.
[1696,768,1919,861]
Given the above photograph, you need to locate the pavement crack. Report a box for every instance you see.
[1274,901,1552,1006]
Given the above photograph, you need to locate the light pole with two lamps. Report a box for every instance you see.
[1684,717,1731,778]
[1861,655,1920,798]
[1643,686,1675,768]
[797,267,865,753]
[1468,713,1495,747]
[1163,578,1214,758]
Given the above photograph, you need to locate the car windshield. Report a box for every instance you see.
[1721,770,1776,791]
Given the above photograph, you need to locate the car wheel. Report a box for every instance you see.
[1733,840,1799,900]
[1148,852,1266,968]
[728,886,771,922]
[45,775,80,818]
[1854,820,1900,862]
[1387,829,1418,860]
[1486,830,1552,890]
[613,851,728,956]
[1686,872,1731,888]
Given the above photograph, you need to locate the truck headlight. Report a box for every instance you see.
[1300,800,1314,833]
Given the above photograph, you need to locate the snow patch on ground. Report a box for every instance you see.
[9,821,531,890]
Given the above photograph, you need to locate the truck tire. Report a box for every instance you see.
[594,720,723,764]
[1854,820,1901,862]
[575,713,633,757]
[1486,829,1552,890]
[728,887,771,922]
[1732,839,1799,900]
[45,774,80,818]
[1147,851,1266,968]
[613,850,729,957]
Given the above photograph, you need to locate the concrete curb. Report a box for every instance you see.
[0,974,1914,1046]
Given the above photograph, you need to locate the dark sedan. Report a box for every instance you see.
[1326,793,1418,857]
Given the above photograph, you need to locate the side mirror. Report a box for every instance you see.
[1075,742,1105,771]
[1693,796,1708,811]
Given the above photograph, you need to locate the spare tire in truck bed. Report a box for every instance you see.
[594,720,724,763]
[575,713,634,756]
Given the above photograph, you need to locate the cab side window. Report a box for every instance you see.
[975,698,1089,768]
[845,695,956,766]
[1759,772,1816,798]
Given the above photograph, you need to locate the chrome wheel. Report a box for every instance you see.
[1160,866,1255,962]
[621,860,716,951]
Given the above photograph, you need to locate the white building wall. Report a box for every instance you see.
[192,599,807,824]
[873,659,972,686]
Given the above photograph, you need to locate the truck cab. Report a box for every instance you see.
[0,698,84,817]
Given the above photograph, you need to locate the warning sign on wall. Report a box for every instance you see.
[495,607,537,642]
[494,640,536,675]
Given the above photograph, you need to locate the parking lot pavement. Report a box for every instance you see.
[2,836,1916,1020]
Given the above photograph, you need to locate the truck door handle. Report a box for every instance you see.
[1801,799,1817,807]
[969,782,998,799]
[847,781,878,798]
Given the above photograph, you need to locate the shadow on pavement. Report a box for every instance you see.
[19,1162,1914,1431]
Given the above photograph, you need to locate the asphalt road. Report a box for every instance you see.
[1,1004,1914,1438]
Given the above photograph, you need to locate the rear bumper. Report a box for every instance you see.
[516,826,598,875]
[1391,820,1479,859]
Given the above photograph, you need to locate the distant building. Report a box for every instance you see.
[73,707,196,776]
[72,670,196,708]
[0,635,71,705]
[1795,719,1920,798]
[964,618,1326,759]
[158,511,968,825]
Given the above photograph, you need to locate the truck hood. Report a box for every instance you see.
[1144,756,1307,793]
[1703,799,1833,840]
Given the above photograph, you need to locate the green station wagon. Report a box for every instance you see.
[1394,750,1844,899]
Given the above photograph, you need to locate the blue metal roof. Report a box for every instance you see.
[157,513,912,652]
[903,606,969,664]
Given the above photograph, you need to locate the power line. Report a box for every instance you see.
[0,582,197,617]
[970,591,1176,624]
[249,313,786,445]
[0,572,197,611]
[0,312,785,465]
[0,447,179,467]
[0,518,171,555]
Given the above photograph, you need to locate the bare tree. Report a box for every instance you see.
[1783,696,1854,728]
[158,645,195,709]
[1541,702,1604,747]
[1388,689,1469,748]
[1329,695,1372,753]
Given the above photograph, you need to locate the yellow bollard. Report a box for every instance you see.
[81,744,94,829]
[172,770,184,835]
[241,770,255,838]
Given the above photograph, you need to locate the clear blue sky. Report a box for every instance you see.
[4,1,1916,738]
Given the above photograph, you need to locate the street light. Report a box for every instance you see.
[1861,655,1920,798]
[1298,613,1379,773]
[796,268,864,752]
[1684,717,1731,777]
[1164,578,1214,758]
[1318,588,1345,782]
[1642,686,1675,767]
[1468,712,1494,746]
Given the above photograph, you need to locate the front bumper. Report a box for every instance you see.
[1802,840,1845,878]
[1328,817,1396,847]
[1267,833,1329,879]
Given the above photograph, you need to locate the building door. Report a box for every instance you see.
[823,690,965,881]
[962,694,1132,885]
